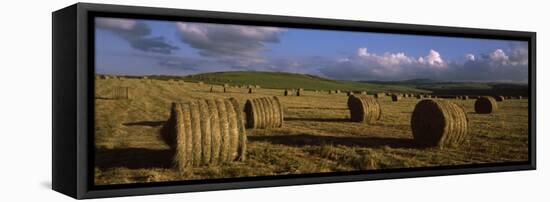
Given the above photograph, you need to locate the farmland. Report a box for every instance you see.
[94,72,529,185]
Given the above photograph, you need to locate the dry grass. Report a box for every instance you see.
[94,77,529,185]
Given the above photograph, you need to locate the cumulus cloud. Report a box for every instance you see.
[96,17,179,54]
[319,48,448,80]
[319,44,528,82]
[176,22,285,67]
[465,53,476,61]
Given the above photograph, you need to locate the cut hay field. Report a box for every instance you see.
[94,76,529,185]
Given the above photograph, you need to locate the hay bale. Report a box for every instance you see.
[475,96,498,114]
[374,93,385,98]
[255,85,261,88]
[224,83,229,88]
[462,96,469,100]
[494,96,505,102]
[517,96,523,100]
[284,89,290,96]
[248,88,253,94]
[347,91,354,96]
[391,94,400,102]
[329,90,333,94]
[162,98,247,169]
[111,87,129,99]
[415,94,422,99]
[296,88,304,96]
[335,90,341,94]
[347,95,381,123]
[244,96,284,129]
[210,86,214,92]
[361,91,367,95]
[410,99,468,147]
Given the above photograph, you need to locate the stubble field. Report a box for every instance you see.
[94,77,529,185]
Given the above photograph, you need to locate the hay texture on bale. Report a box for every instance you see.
[494,96,505,102]
[391,94,400,102]
[474,96,498,114]
[161,98,247,171]
[244,96,284,129]
[410,99,468,148]
[347,95,381,123]
[111,87,129,99]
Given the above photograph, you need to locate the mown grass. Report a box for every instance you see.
[94,76,529,185]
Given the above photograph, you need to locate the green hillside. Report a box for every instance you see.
[181,71,429,93]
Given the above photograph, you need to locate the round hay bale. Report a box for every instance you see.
[391,94,400,102]
[347,95,381,123]
[248,88,253,94]
[410,99,468,147]
[416,94,422,99]
[244,96,284,129]
[284,89,290,96]
[494,96,505,102]
[475,96,498,114]
[373,93,385,98]
[162,98,246,169]
[361,91,367,95]
[347,91,354,96]
[329,90,333,94]
[462,96,469,100]
[296,88,304,96]
[517,96,523,100]
[335,90,341,94]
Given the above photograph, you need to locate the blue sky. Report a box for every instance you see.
[95,17,529,82]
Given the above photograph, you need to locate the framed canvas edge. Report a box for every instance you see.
[67,2,536,199]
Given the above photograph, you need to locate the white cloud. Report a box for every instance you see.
[96,18,137,30]
[465,53,476,61]
[418,50,447,68]
[489,49,510,65]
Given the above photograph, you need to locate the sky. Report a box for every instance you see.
[95,17,529,82]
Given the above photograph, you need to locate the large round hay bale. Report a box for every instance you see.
[244,96,284,129]
[347,95,381,123]
[391,94,400,102]
[475,96,498,114]
[161,98,246,170]
[410,99,468,147]
[494,96,505,102]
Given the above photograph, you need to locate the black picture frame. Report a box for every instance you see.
[52,2,536,199]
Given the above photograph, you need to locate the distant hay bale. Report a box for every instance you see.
[391,94,400,102]
[284,89,290,96]
[111,87,129,99]
[247,85,253,88]
[361,91,367,95]
[462,96,469,100]
[347,95,381,123]
[296,88,304,96]
[517,96,523,100]
[161,98,247,170]
[475,96,498,114]
[329,90,333,94]
[255,85,261,88]
[411,99,468,148]
[210,86,214,92]
[335,90,341,94]
[248,88,253,94]
[494,96,505,102]
[244,96,284,129]
[415,94,422,99]
[224,83,229,88]
[374,93,385,98]
[347,91,354,96]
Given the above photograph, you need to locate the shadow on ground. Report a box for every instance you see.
[123,121,165,127]
[95,148,174,169]
[284,117,350,122]
[249,134,421,149]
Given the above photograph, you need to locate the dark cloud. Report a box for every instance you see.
[96,18,179,54]
[176,22,284,67]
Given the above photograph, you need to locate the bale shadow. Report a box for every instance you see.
[287,107,349,110]
[284,117,350,123]
[123,121,165,127]
[249,134,421,149]
[95,148,174,169]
